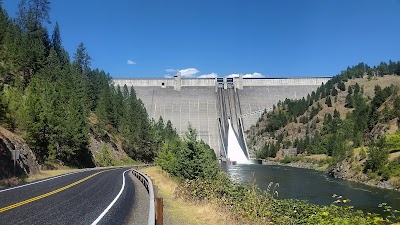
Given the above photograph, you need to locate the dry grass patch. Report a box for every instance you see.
[347,76,400,98]
[389,151,400,162]
[141,166,240,225]
[304,154,328,160]
[25,167,78,183]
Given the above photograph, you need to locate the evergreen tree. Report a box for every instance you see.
[51,21,69,65]
[345,93,354,108]
[365,138,389,172]
[96,83,116,128]
[17,0,51,83]
[325,96,332,107]
[17,0,50,30]
[51,22,61,52]
[114,85,125,128]
[333,109,340,118]
[337,81,345,91]
[348,86,353,95]
[354,83,360,95]
[73,42,91,76]
[175,124,218,180]
[394,96,400,117]
[331,87,338,96]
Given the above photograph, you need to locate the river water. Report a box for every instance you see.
[221,164,400,214]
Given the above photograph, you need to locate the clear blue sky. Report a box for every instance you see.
[2,0,400,78]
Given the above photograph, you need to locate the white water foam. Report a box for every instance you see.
[227,119,250,164]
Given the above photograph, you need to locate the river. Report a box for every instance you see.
[221,164,400,214]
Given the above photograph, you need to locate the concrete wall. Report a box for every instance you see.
[238,85,325,130]
[113,79,175,87]
[241,77,330,86]
[113,77,330,154]
[113,78,215,87]
[133,86,221,153]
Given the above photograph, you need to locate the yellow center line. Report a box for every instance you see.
[0,170,107,213]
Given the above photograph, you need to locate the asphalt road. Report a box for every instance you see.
[0,167,149,225]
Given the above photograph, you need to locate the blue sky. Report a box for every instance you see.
[2,0,400,78]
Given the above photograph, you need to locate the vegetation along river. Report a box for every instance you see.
[221,164,400,214]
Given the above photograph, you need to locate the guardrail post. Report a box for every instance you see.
[155,197,163,225]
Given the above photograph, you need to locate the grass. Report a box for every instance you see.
[141,166,240,225]
[389,151,400,162]
[316,163,330,171]
[1,167,78,188]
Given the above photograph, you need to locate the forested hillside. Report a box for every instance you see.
[247,61,400,187]
[0,0,171,171]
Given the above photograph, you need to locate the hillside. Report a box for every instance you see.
[0,1,177,180]
[247,62,400,189]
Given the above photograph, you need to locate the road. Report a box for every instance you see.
[0,167,149,225]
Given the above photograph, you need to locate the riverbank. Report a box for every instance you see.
[262,156,400,192]
[262,158,322,170]
[327,158,400,192]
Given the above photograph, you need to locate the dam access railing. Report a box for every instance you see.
[132,164,163,225]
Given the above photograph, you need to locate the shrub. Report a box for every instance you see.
[156,124,219,180]
[281,156,301,164]
[96,144,115,167]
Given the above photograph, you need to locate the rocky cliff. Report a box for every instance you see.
[0,127,39,179]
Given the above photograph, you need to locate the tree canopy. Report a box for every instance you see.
[0,0,171,167]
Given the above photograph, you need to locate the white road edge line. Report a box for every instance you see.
[0,170,83,193]
[91,169,130,225]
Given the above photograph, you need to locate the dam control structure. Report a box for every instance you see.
[113,74,330,161]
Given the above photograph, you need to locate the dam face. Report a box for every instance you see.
[113,76,330,157]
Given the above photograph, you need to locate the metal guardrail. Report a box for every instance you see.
[132,165,156,225]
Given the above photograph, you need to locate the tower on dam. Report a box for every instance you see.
[113,74,330,159]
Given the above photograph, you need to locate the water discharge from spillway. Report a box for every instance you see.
[227,119,250,164]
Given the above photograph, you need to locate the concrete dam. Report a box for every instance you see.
[113,75,330,159]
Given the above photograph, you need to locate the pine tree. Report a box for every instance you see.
[96,83,116,129]
[354,83,360,95]
[348,86,353,95]
[325,96,332,107]
[337,81,345,91]
[331,87,338,96]
[73,42,91,76]
[52,22,61,52]
[17,0,50,30]
[333,109,340,118]
[345,93,354,108]
[51,21,69,65]
[17,0,51,83]
[394,96,400,117]
[365,138,389,172]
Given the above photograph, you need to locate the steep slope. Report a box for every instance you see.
[248,75,400,155]
[246,61,400,189]
[0,127,39,179]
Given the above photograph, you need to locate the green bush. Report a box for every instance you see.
[365,138,389,172]
[388,157,400,177]
[96,144,115,167]
[156,124,219,180]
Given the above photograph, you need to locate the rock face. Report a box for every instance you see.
[0,127,39,179]
[89,128,129,165]
[327,158,398,191]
